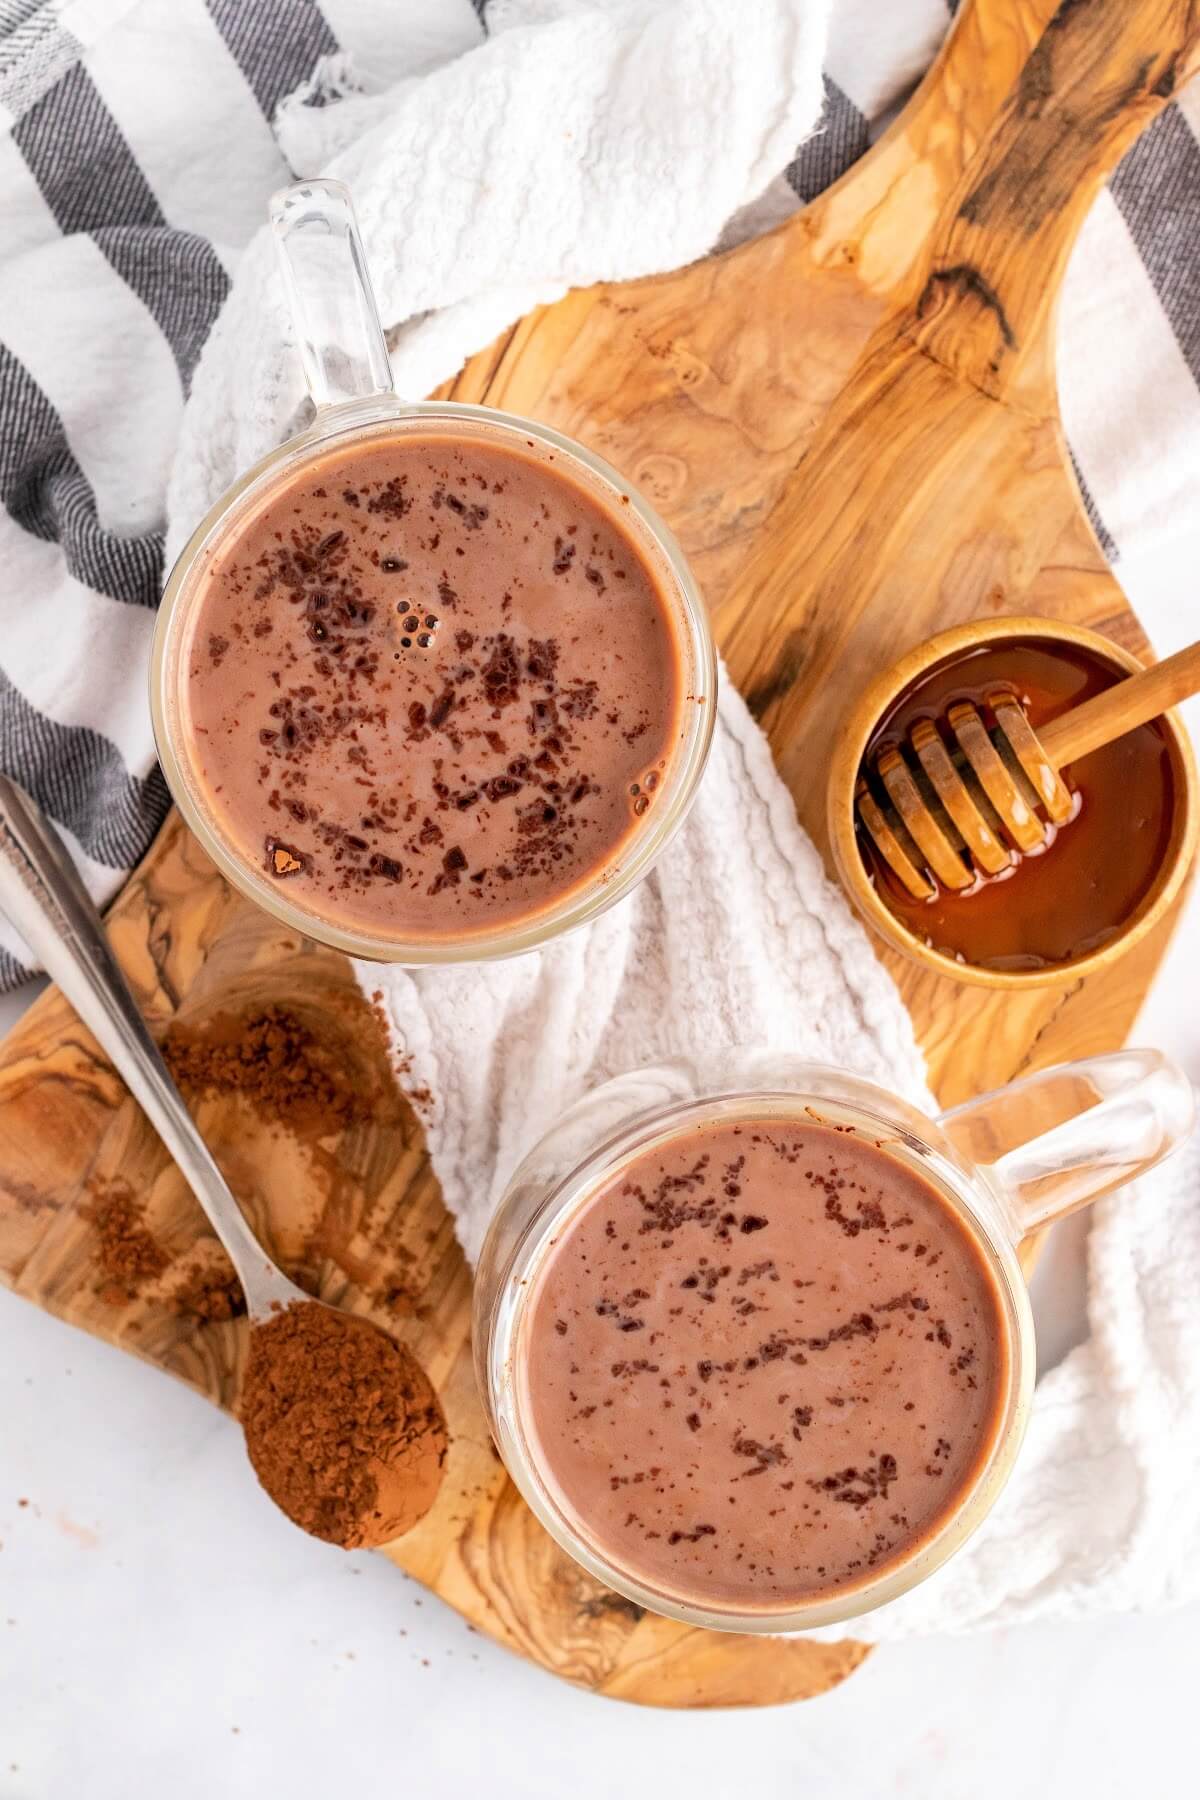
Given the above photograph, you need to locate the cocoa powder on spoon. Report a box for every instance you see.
[240,1300,448,1549]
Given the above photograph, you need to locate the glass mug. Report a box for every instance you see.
[151,180,715,963]
[474,1047,1194,1633]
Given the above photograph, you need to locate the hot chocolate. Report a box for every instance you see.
[518,1116,1009,1611]
[176,427,691,945]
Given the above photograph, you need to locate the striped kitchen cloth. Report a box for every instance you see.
[0,0,1198,986]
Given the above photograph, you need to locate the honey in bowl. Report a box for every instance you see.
[856,637,1176,973]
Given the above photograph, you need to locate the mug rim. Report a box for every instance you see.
[150,398,717,965]
[479,1070,1035,1635]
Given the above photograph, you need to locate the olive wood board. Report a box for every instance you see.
[0,0,1197,1710]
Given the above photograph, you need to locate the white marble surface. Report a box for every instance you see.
[2,535,1199,1798]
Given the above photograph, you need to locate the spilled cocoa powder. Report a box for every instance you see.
[82,1181,168,1306]
[368,989,432,1115]
[172,1256,247,1323]
[162,1005,370,1134]
[240,1300,447,1549]
[158,1005,423,1325]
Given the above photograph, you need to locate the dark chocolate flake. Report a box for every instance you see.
[483,775,522,803]
[265,838,306,878]
[366,478,410,518]
[429,690,455,729]
[667,1523,716,1546]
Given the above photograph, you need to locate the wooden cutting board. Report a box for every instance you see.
[0,0,1196,1709]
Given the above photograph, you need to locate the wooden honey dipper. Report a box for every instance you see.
[857,640,1200,902]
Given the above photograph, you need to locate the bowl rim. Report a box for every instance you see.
[826,615,1199,991]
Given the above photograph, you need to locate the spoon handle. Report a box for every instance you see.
[0,774,297,1316]
[1038,638,1200,769]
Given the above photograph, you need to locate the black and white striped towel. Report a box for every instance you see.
[1,0,1198,990]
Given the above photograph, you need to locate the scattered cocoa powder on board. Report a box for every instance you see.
[162,1006,369,1133]
[240,1301,447,1548]
[81,1181,168,1305]
[370,989,433,1115]
[172,1257,246,1322]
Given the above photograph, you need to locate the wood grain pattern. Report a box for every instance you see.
[0,0,1197,1708]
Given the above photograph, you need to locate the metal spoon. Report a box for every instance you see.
[0,773,449,1546]
[0,773,306,1321]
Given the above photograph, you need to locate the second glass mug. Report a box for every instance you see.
[151,180,716,963]
[474,1046,1194,1633]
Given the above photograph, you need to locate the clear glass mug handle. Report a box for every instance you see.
[269,178,396,410]
[938,1049,1195,1236]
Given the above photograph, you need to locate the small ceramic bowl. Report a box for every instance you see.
[827,616,1199,991]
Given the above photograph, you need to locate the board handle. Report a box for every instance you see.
[910,0,1200,400]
